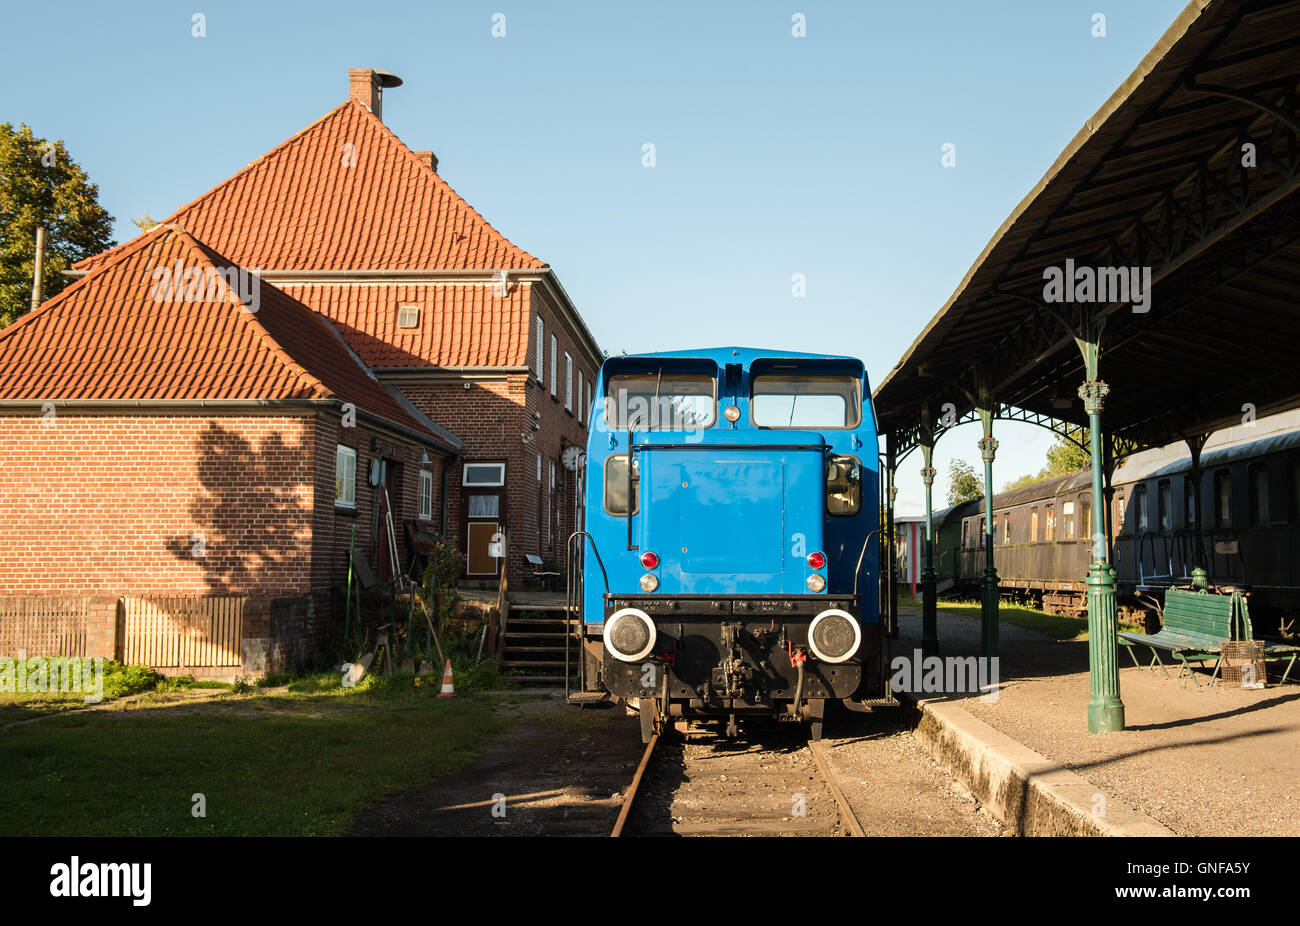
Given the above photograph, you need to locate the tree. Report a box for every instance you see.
[0,123,115,327]
[1042,428,1091,477]
[132,214,160,232]
[947,458,984,505]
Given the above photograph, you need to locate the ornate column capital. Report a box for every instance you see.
[1078,380,1110,416]
[977,436,999,464]
[920,465,936,487]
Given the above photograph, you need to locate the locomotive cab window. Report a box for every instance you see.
[826,455,861,516]
[751,374,861,429]
[605,373,716,430]
[604,454,640,515]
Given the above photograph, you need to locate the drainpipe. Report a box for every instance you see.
[441,449,461,542]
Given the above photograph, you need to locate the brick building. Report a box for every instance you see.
[0,227,460,672]
[74,68,603,587]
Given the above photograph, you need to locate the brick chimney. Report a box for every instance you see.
[413,150,439,173]
[348,68,402,120]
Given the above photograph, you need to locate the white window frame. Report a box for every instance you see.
[564,353,574,412]
[550,334,558,397]
[577,369,585,423]
[587,383,593,422]
[462,462,506,487]
[419,469,434,519]
[397,305,420,328]
[535,317,544,384]
[335,446,357,509]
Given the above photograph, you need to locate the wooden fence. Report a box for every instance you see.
[122,597,245,668]
[0,597,88,657]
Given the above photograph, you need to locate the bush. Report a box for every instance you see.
[100,663,163,700]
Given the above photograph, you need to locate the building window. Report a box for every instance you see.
[463,462,506,487]
[564,353,574,412]
[536,451,543,550]
[397,305,420,328]
[467,495,500,518]
[1044,504,1056,541]
[1249,462,1268,525]
[335,446,357,508]
[419,469,433,519]
[550,334,558,397]
[535,317,544,384]
[577,370,585,423]
[1215,469,1232,526]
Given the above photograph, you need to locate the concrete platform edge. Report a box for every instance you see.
[907,695,1176,837]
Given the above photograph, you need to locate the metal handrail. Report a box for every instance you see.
[853,528,882,599]
[565,530,612,698]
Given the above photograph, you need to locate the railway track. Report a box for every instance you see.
[612,722,865,837]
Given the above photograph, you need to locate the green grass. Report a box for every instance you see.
[0,670,513,836]
[899,593,1143,640]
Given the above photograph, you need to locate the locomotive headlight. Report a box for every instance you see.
[639,573,660,592]
[806,573,826,593]
[807,609,861,663]
[603,608,657,662]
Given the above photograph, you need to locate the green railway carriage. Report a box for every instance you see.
[947,422,1300,632]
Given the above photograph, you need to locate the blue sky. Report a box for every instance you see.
[1,0,1191,514]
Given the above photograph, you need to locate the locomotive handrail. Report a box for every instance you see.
[853,528,882,599]
[565,530,612,699]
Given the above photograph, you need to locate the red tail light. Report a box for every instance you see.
[640,551,659,569]
[807,551,826,570]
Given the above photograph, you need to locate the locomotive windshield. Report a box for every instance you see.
[605,373,716,429]
[751,374,861,429]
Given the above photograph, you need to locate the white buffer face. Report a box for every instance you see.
[604,608,657,662]
[807,609,861,663]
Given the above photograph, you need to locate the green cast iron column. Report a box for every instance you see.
[920,445,938,658]
[1081,379,1125,733]
[977,422,998,661]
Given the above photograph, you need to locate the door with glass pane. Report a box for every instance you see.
[462,462,506,577]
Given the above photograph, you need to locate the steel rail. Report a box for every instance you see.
[610,732,659,837]
[806,738,866,837]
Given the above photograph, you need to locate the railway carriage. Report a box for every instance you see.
[949,420,1300,634]
[567,348,888,741]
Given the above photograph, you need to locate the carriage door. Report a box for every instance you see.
[463,462,506,576]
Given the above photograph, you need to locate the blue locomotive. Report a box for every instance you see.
[566,347,886,740]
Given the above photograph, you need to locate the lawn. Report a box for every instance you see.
[0,671,514,836]
[898,593,1143,640]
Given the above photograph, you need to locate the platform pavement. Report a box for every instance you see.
[893,605,1300,836]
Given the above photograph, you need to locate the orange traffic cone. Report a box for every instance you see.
[437,659,455,698]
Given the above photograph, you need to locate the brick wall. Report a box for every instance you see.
[392,283,598,588]
[0,411,451,673]
[0,413,317,596]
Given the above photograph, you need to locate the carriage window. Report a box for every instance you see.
[1215,470,1232,526]
[1249,463,1268,525]
[962,521,970,549]
[1045,504,1056,541]
[603,454,640,515]
[1002,513,1011,545]
[1158,480,1172,531]
[1290,459,1300,520]
[1062,501,1075,539]
[1184,477,1197,528]
[605,373,715,429]
[1030,507,1038,542]
[826,455,861,516]
[1113,491,1125,535]
[1136,485,1150,533]
[751,374,861,429]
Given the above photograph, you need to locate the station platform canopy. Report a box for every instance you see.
[874,0,1300,461]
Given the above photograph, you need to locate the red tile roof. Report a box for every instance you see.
[275,282,530,369]
[0,226,458,450]
[74,100,543,273]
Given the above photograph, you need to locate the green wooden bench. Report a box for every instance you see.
[1121,587,1299,686]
